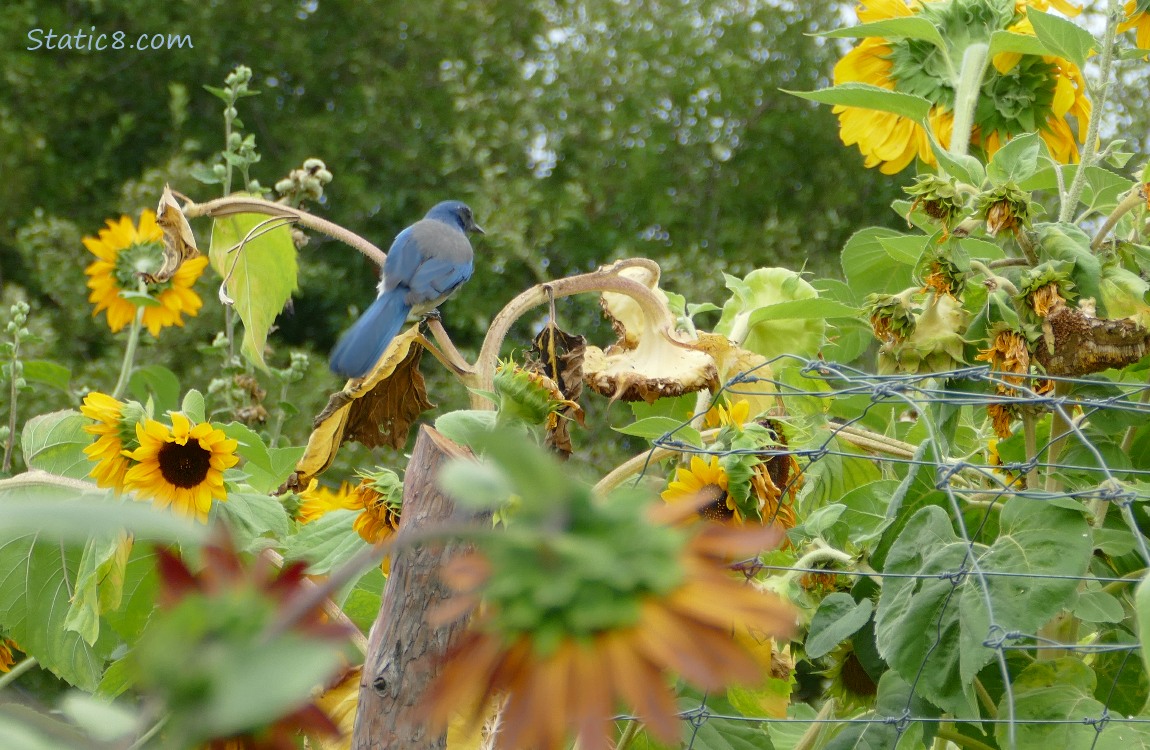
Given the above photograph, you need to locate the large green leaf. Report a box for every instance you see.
[0,521,108,689]
[825,671,938,749]
[676,688,774,750]
[21,410,91,480]
[213,491,292,552]
[999,658,1150,749]
[282,509,369,575]
[806,593,873,659]
[208,208,298,370]
[817,17,945,47]
[1027,9,1096,70]
[786,83,931,122]
[841,227,915,297]
[876,499,1091,715]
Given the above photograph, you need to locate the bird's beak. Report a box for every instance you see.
[471,222,486,235]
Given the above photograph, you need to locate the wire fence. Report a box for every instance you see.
[635,355,1150,749]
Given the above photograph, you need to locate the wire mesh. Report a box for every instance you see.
[633,355,1150,749]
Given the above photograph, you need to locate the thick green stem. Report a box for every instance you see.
[1091,188,1146,252]
[1022,411,1039,489]
[936,726,997,750]
[1044,381,1073,494]
[111,306,145,400]
[615,719,642,750]
[0,655,37,689]
[1060,0,1121,222]
[949,43,990,158]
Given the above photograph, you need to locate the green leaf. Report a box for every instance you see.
[715,268,826,362]
[876,234,928,265]
[817,17,945,47]
[825,672,938,750]
[213,492,291,552]
[676,688,774,750]
[127,365,181,415]
[58,693,139,743]
[838,479,899,549]
[208,209,299,370]
[876,499,1091,716]
[745,298,861,322]
[434,409,497,446]
[987,29,1050,59]
[1073,587,1125,623]
[219,422,272,473]
[806,593,873,659]
[22,360,71,391]
[20,410,93,479]
[64,533,131,645]
[841,227,915,297]
[180,389,206,424]
[786,83,931,122]
[1027,8,1096,70]
[243,445,305,495]
[0,704,96,750]
[338,566,385,633]
[926,131,985,186]
[1135,572,1150,680]
[282,509,369,575]
[0,517,107,689]
[986,131,1042,184]
[614,416,701,448]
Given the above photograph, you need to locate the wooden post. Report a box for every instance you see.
[351,426,472,750]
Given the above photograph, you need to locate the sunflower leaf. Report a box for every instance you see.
[986,132,1043,184]
[816,17,946,49]
[987,30,1050,59]
[784,83,932,123]
[208,206,299,371]
[806,593,873,659]
[1027,9,1095,71]
[20,410,92,480]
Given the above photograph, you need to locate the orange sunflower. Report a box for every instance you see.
[833,0,1091,172]
[84,210,209,336]
[425,519,794,750]
[123,412,239,522]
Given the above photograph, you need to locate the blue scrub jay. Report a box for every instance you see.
[330,200,483,378]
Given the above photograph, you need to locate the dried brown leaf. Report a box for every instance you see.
[144,185,201,284]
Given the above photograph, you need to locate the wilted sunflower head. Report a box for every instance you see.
[351,468,403,544]
[84,210,209,336]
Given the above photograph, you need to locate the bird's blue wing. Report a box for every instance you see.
[406,256,474,303]
[380,227,421,293]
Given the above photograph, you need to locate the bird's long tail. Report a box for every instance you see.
[329,291,411,378]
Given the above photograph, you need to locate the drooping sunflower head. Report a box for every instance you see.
[80,391,147,493]
[84,210,209,336]
[662,454,736,522]
[351,468,403,544]
[822,640,879,711]
[297,479,364,524]
[833,0,1091,172]
[123,412,240,523]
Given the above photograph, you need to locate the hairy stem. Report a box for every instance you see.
[111,306,145,400]
[949,43,990,158]
[1093,186,1148,252]
[1060,0,1121,222]
[0,655,37,690]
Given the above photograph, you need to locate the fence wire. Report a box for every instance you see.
[632,355,1150,750]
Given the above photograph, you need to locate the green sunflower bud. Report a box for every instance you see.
[864,292,916,342]
[919,247,967,297]
[904,175,966,234]
[977,182,1035,237]
[494,360,575,427]
[1017,261,1076,317]
[878,292,968,375]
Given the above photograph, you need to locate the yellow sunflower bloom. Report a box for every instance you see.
[84,210,209,336]
[1120,0,1150,51]
[123,412,239,523]
[662,455,737,522]
[833,0,1091,172]
[297,480,364,524]
[703,398,752,430]
[80,391,139,493]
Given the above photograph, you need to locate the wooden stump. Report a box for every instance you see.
[351,426,472,750]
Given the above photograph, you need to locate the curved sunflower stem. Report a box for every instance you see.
[615,719,643,750]
[0,655,37,689]
[948,43,990,159]
[111,305,146,400]
[1060,0,1121,223]
[1091,187,1146,252]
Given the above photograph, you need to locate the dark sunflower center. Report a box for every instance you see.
[696,483,734,522]
[113,240,173,294]
[158,440,212,488]
[840,649,878,698]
